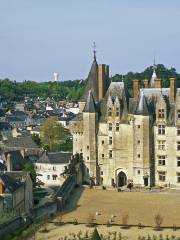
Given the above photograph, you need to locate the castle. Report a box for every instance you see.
[70,55,180,188]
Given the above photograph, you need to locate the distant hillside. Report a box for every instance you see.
[0,64,179,101]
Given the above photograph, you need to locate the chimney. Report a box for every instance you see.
[133,80,139,98]
[143,79,149,88]
[170,78,176,102]
[155,78,161,88]
[7,153,12,171]
[98,64,105,100]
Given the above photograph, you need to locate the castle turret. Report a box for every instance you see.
[82,90,98,184]
[134,90,151,186]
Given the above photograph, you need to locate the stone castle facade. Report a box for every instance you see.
[70,56,180,188]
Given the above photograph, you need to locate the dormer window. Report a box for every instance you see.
[178,109,180,119]
[108,108,112,116]
[116,108,119,116]
[158,109,165,118]
[108,123,112,131]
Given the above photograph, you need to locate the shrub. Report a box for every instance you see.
[91,228,101,240]
[154,214,163,231]
[121,214,129,228]
[87,213,95,227]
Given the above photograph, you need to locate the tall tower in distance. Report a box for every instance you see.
[53,72,59,82]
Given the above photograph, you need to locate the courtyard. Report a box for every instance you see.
[35,187,180,240]
[62,187,180,227]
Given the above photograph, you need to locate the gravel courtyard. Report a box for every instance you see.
[35,187,180,240]
[62,187,180,227]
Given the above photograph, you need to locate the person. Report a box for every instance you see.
[127,182,133,191]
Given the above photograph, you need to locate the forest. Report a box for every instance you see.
[0,64,179,102]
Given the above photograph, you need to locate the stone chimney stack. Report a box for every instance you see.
[155,78,161,88]
[133,79,139,99]
[7,153,12,171]
[143,79,149,88]
[98,64,110,100]
[170,78,176,102]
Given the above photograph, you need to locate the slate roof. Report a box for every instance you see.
[37,151,72,164]
[0,162,6,171]
[0,122,12,131]
[0,109,5,117]
[99,82,128,122]
[136,91,149,115]
[0,173,23,193]
[83,90,96,113]
[3,136,39,149]
[3,150,27,171]
[80,58,99,102]
[6,116,26,122]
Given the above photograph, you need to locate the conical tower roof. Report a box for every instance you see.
[83,90,96,113]
[80,57,99,102]
[136,90,149,115]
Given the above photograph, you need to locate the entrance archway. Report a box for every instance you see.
[117,171,127,187]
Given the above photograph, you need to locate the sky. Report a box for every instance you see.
[0,0,180,82]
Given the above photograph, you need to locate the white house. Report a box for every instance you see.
[35,151,72,186]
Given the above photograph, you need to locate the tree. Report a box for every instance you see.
[23,162,37,185]
[154,213,163,230]
[91,228,101,240]
[41,117,67,152]
[31,134,41,146]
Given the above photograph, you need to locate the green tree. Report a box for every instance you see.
[41,117,67,151]
[23,162,37,185]
[91,228,101,240]
[31,134,41,146]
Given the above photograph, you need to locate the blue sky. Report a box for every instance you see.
[0,0,180,81]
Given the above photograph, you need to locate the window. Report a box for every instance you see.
[138,140,140,144]
[102,140,104,145]
[87,156,89,160]
[116,110,119,116]
[108,108,112,116]
[109,150,112,158]
[177,128,180,136]
[101,171,103,175]
[177,142,180,151]
[138,154,140,158]
[158,125,165,135]
[53,166,56,171]
[102,154,104,158]
[158,109,165,118]
[116,123,119,131]
[138,125,140,129]
[158,140,166,150]
[158,171,166,181]
[108,123,112,131]
[47,175,50,180]
[177,109,180,119]
[87,145,89,150]
[52,175,57,180]
[138,170,140,174]
[177,173,180,183]
[109,136,112,145]
[158,155,166,166]
[177,157,180,166]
